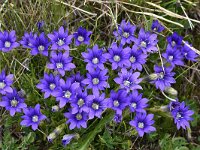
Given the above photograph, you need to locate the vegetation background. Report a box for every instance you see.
[0,0,200,149]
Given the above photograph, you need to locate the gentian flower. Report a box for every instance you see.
[70,90,91,114]
[114,68,142,92]
[0,30,19,52]
[107,90,129,115]
[48,26,73,50]
[73,27,92,46]
[30,32,50,56]
[20,32,37,48]
[134,28,158,53]
[37,21,45,32]
[0,89,27,116]
[181,42,198,61]
[87,93,108,119]
[20,104,47,130]
[171,101,194,130]
[36,73,60,99]
[47,52,76,76]
[0,70,14,94]
[167,32,183,48]
[151,20,165,32]
[150,65,176,91]
[113,113,123,123]
[62,134,76,147]
[82,68,109,95]
[113,20,136,45]
[168,101,180,112]
[69,72,86,90]
[64,110,88,130]
[54,78,79,108]
[126,45,147,71]
[129,91,148,113]
[129,113,156,137]
[162,45,184,67]
[82,44,107,72]
[103,43,130,70]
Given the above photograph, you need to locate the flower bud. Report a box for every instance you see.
[164,87,178,96]
[47,132,56,142]
[160,105,169,112]
[54,124,65,135]
[148,73,158,81]
[52,105,59,112]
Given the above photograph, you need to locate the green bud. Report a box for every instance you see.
[148,73,158,81]
[164,87,178,96]
[47,132,56,142]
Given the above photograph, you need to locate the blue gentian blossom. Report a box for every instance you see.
[150,65,176,91]
[129,91,148,113]
[0,89,27,116]
[82,44,107,72]
[129,113,156,137]
[113,20,136,45]
[114,68,142,92]
[30,32,50,56]
[62,134,76,147]
[168,101,181,112]
[107,90,129,115]
[162,45,184,67]
[126,45,147,71]
[73,27,92,46]
[167,32,183,48]
[82,68,109,95]
[69,72,86,90]
[36,73,60,99]
[20,32,37,48]
[113,113,123,123]
[134,28,158,53]
[87,93,108,119]
[47,52,76,76]
[54,78,79,108]
[0,70,14,94]
[20,104,47,130]
[0,30,20,52]
[171,101,194,130]
[64,110,88,130]
[103,43,130,70]
[48,26,73,50]
[181,42,198,61]
[151,20,165,32]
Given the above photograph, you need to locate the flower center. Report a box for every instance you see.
[11,99,18,107]
[153,27,157,31]
[176,112,182,120]
[57,39,64,46]
[77,98,84,107]
[4,41,11,48]
[92,78,99,85]
[92,57,99,64]
[32,115,39,122]
[49,83,56,90]
[158,72,164,79]
[172,41,176,47]
[113,55,121,62]
[56,63,63,69]
[129,56,136,63]
[64,91,71,98]
[140,41,147,48]
[138,122,144,128]
[113,100,119,107]
[92,103,99,110]
[0,82,6,89]
[184,53,188,56]
[78,36,84,42]
[38,45,45,51]
[131,102,137,108]
[76,113,82,120]
[123,80,131,87]
[123,32,129,38]
[168,55,173,61]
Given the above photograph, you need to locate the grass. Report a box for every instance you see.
[0,0,200,149]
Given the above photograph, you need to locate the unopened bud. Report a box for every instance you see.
[47,132,56,142]
[160,105,169,112]
[52,105,59,112]
[54,124,65,135]
[164,87,178,96]
[148,73,158,81]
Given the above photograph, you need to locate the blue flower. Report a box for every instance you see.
[74,27,92,46]
[151,20,165,32]
[62,134,76,147]
[181,42,198,62]
[167,32,182,48]
[20,32,37,48]
[0,70,14,94]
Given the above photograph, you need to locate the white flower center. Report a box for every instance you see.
[184,53,188,56]
[49,83,56,90]
[57,39,64,46]
[113,100,119,107]
[153,27,157,31]
[0,82,6,89]
[129,56,136,63]
[176,112,182,120]
[123,80,131,87]
[168,55,173,61]
[92,58,99,64]
[172,41,176,47]
[158,72,164,79]
[4,41,11,48]
[92,78,99,85]
[138,122,144,128]
[123,32,129,38]
[11,99,18,107]
[78,36,84,42]
[32,115,39,122]
[131,102,137,108]
[64,91,71,98]
[113,55,120,62]
[76,113,82,120]
[56,63,63,69]
[140,41,147,48]
[38,45,45,51]
[92,103,99,110]
[77,98,84,107]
